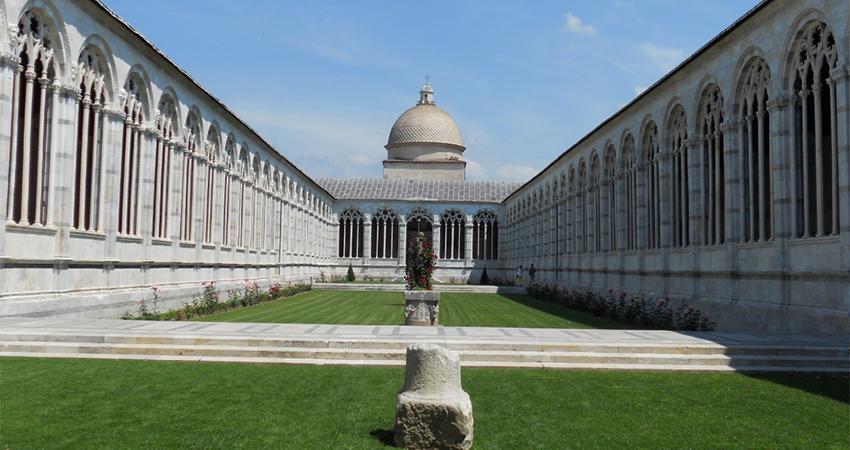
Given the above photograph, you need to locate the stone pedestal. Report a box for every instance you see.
[394,344,473,450]
[404,290,440,326]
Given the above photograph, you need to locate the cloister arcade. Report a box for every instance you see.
[0,0,846,333]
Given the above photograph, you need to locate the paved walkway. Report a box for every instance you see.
[0,317,845,348]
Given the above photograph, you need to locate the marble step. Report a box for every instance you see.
[4,351,848,373]
[0,331,845,358]
[1,341,846,370]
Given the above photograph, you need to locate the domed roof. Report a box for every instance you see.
[386,83,464,150]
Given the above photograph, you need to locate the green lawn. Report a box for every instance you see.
[197,290,626,328]
[0,357,846,449]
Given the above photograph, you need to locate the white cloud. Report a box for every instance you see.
[633,85,647,95]
[465,158,487,180]
[637,43,685,73]
[495,163,538,182]
[564,12,598,36]
[232,102,388,179]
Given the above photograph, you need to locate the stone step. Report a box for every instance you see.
[0,331,845,357]
[2,351,848,374]
[1,341,846,370]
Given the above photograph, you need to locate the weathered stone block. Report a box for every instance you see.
[394,343,473,449]
[404,290,440,326]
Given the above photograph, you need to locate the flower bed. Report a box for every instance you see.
[121,281,311,321]
[526,284,716,331]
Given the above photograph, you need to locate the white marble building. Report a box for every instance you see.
[0,0,847,333]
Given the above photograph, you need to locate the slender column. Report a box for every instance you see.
[714,131,722,243]
[813,84,825,237]
[788,96,799,238]
[119,118,131,233]
[19,69,35,223]
[464,220,473,261]
[44,82,60,226]
[800,90,811,237]
[756,110,766,241]
[828,78,838,235]
[34,78,49,225]
[89,103,102,230]
[6,64,22,221]
[77,95,91,229]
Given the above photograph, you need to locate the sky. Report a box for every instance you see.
[101,0,759,182]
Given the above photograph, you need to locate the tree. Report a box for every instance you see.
[347,263,355,282]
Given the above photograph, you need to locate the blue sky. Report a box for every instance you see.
[102,0,758,181]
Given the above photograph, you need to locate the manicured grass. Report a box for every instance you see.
[1,357,846,449]
[197,290,626,328]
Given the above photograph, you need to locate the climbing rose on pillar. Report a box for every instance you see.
[405,233,437,290]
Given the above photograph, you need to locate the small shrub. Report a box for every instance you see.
[346,264,355,282]
[480,268,489,285]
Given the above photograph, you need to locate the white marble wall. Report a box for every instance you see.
[501,0,850,333]
[0,0,335,318]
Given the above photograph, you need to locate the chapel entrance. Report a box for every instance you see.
[406,216,433,265]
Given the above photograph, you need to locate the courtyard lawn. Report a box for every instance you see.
[197,290,626,328]
[1,357,846,449]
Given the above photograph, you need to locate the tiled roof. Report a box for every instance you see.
[318,178,522,203]
[387,104,464,148]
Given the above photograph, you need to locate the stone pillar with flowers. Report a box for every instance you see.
[404,232,439,325]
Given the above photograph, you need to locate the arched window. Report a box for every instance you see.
[740,58,771,242]
[73,47,108,232]
[151,94,177,239]
[590,154,601,252]
[250,156,260,248]
[221,137,235,245]
[7,11,57,226]
[568,167,576,253]
[202,127,220,244]
[118,73,146,236]
[604,145,617,252]
[472,210,498,260]
[578,160,587,253]
[338,208,364,257]
[371,208,398,259]
[236,148,249,247]
[790,21,839,238]
[621,133,637,250]
[180,112,201,241]
[642,121,661,249]
[699,85,725,245]
[668,106,689,248]
[440,209,465,260]
[259,164,271,250]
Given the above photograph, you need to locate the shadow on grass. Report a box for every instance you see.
[499,294,630,329]
[369,429,395,447]
[743,373,849,404]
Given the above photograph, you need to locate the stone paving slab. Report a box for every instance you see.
[0,318,846,348]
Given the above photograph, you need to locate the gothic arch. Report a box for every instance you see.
[731,45,771,107]
[17,0,70,78]
[156,87,181,138]
[156,90,180,139]
[78,34,118,104]
[692,74,720,122]
[184,108,202,152]
[779,8,834,86]
[661,97,685,149]
[123,64,153,123]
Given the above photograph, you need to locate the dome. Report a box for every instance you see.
[385,83,464,150]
